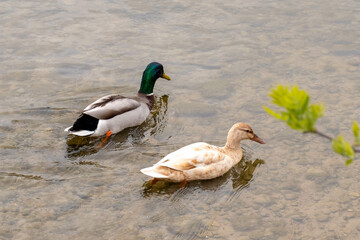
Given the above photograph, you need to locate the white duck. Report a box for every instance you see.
[141,122,265,185]
[65,62,170,137]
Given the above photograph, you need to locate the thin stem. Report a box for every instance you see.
[313,129,333,141]
[304,129,360,153]
[354,146,360,153]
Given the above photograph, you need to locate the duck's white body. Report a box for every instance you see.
[65,93,152,137]
[141,142,241,182]
[93,102,150,137]
[141,123,266,182]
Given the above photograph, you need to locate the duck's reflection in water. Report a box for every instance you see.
[141,158,265,198]
[65,95,169,159]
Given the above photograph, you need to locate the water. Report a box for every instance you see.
[1,0,360,239]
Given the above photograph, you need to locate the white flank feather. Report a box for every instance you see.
[65,128,95,136]
[140,167,169,179]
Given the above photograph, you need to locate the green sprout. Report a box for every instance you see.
[263,85,325,132]
[264,84,358,165]
[332,135,355,165]
[353,121,360,146]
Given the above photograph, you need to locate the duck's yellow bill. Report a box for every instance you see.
[161,73,171,80]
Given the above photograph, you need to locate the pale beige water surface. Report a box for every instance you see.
[1,0,360,239]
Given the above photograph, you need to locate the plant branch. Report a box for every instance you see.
[354,146,360,153]
[313,129,334,141]
[304,129,360,153]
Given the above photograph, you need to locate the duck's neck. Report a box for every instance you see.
[224,130,243,150]
[224,138,243,162]
[225,139,242,150]
[139,73,156,94]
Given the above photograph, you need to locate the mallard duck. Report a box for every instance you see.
[141,123,265,185]
[65,62,171,137]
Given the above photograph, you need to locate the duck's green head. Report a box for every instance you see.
[139,62,171,94]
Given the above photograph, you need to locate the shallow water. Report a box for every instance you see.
[1,0,360,239]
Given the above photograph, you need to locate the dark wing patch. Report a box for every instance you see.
[70,113,99,131]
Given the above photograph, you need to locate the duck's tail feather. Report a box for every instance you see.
[64,113,98,137]
[64,127,95,136]
[140,167,169,179]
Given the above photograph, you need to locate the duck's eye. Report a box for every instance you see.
[240,128,252,133]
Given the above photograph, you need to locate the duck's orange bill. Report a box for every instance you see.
[251,134,266,144]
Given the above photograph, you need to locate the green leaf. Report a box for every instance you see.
[263,106,282,120]
[353,121,359,136]
[345,159,353,166]
[300,95,310,114]
[353,121,360,146]
[264,85,323,132]
[332,135,355,160]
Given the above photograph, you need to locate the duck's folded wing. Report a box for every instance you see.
[83,95,141,120]
[157,143,226,171]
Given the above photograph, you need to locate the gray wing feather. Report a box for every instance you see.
[83,95,141,120]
